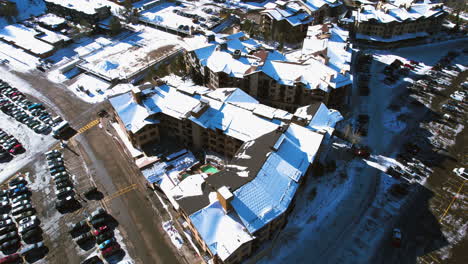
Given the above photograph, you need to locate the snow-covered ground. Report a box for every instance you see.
[162,220,184,249]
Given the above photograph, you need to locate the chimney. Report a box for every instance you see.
[233,49,241,59]
[207,34,215,43]
[131,86,142,105]
[220,42,228,51]
[217,186,233,213]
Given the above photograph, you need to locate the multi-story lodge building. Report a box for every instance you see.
[186,32,351,113]
[260,0,342,43]
[44,0,111,24]
[352,0,447,46]
[109,82,342,264]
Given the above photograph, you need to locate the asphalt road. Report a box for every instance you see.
[4,69,185,264]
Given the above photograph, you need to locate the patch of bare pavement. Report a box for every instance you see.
[4,70,192,263]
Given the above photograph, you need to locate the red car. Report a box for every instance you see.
[92,225,108,236]
[9,144,24,154]
[0,253,20,264]
[101,244,120,256]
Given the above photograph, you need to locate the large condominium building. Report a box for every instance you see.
[186,32,351,113]
[260,0,342,43]
[352,0,447,45]
[109,82,342,264]
[44,0,111,24]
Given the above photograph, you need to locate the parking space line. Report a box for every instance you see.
[418,256,430,264]
[440,180,466,220]
[102,184,138,203]
[76,119,100,134]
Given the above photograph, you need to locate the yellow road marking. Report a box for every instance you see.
[428,253,440,263]
[77,119,100,134]
[440,180,466,220]
[102,184,137,203]
[418,256,430,264]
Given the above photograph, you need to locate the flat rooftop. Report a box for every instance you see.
[78,27,181,80]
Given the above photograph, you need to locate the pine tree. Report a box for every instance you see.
[109,16,122,36]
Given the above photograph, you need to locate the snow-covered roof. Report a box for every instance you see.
[260,0,315,27]
[35,26,70,44]
[0,24,54,55]
[190,202,254,261]
[297,103,343,136]
[231,123,324,233]
[36,13,66,27]
[110,84,292,142]
[192,31,349,91]
[354,3,446,24]
[304,0,341,11]
[44,0,110,15]
[300,24,352,88]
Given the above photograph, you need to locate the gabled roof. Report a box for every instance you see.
[231,123,324,233]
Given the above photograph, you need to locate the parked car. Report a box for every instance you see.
[18,216,37,226]
[81,256,102,264]
[75,232,93,244]
[88,208,106,221]
[0,226,16,236]
[101,244,120,256]
[11,204,33,215]
[0,238,20,251]
[56,187,73,199]
[0,231,18,243]
[11,199,30,209]
[0,253,20,263]
[70,220,89,233]
[14,211,34,221]
[19,241,44,256]
[12,194,29,204]
[18,219,39,234]
[0,219,13,228]
[98,238,116,250]
[90,217,106,228]
[92,225,109,236]
[8,176,25,187]
[21,227,41,241]
[96,232,113,244]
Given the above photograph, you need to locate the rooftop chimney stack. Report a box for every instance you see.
[207,34,215,43]
[220,42,228,51]
[131,86,142,105]
[217,186,233,213]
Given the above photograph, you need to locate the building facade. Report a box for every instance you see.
[353,1,447,45]
[186,32,351,113]
[44,0,111,24]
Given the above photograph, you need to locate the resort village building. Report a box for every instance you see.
[352,0,447,45]
[44,0,111,24]
[186,31,351,113]
[109,83,342,263]
[260,0,342,43]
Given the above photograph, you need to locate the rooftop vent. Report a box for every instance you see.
[233,49,241,59]
[207,34,215,43]
[219,42,228,51]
